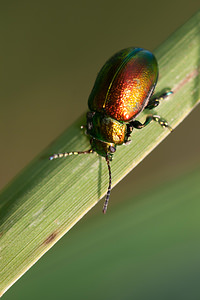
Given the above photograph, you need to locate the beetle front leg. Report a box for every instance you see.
[146,91,173,109]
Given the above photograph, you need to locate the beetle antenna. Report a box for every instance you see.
[102,155,112,214]
[49,149,94,160]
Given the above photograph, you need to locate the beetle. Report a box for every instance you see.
[49,47,173,213]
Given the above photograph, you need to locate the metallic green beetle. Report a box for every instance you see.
[50,48,173,213]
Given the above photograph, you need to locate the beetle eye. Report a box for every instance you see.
[109,146,116,153]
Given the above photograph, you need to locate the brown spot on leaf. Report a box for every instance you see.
[173,69,199,93]
[42,231,58,245]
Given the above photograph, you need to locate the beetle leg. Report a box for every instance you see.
[146,91,173,109]
[151,115,173,131]
[124,124,134,144]
[129,115,172,132]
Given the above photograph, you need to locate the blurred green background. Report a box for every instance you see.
[0,1,200,299]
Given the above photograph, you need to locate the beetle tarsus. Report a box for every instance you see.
[152,115,173,132]
[129,114,172,132]
[146,90,173,109]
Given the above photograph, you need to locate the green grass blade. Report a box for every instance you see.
[0,11,200,296]
[4,164,200,300]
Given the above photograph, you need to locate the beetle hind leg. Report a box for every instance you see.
[146,90,173,109]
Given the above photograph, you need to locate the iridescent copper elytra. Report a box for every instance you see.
[49,47,173,214]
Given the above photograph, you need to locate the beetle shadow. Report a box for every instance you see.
[97,156,103,200]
